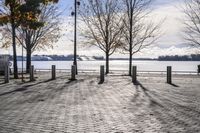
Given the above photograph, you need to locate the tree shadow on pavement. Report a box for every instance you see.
[0,79,53,96]
[0,82,6,85]
[132,81,200,133]
[134,81,165,108]
[0,77,83,97]
[18,78,87,104]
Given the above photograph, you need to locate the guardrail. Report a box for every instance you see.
[33,69,198,75]
[9,68,198,75]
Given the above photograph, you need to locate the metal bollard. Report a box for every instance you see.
[4,64,9,83]
[52,65,56,80]
[167,66,172,84]
[71,65,76,80]
[30,65,35,81]
[132,66,137,83]
[100,65,104,83]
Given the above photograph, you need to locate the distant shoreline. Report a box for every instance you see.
[7,54,200,61]
[15,59,200,62]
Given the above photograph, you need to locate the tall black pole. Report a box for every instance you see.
[129,0,133,76]
[74,0,78,74]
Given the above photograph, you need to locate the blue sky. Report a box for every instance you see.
[58,0,181,16]
[58,0,180,9]
[0,0,199,58]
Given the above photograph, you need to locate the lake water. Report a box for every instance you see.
[16,60,200,72]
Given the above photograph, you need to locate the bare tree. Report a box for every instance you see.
[80,0,124,74]
[182,0,200,48]
[1,4,62,73]
[121,0,162,76]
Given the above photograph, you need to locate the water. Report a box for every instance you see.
[15,60,200,72]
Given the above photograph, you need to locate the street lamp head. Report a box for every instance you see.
[77,1,80,6]
[71,11,75,16]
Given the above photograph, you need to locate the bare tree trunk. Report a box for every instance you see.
[11,19,18,79]
[122,0,161,76]
[129,32,133,76]
[26,49,31,73]
[129,0,133,76]
[106,51,109,74]
[129,51,132,76]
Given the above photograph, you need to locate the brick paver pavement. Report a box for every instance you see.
[0,73,200,133]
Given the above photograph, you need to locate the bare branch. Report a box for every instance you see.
[182,0,200,48]
[79,0,124,56]
[120,0,162,56]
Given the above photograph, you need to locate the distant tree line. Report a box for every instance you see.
[158,54,200,61]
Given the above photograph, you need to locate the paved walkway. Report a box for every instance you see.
[0,73,200,133]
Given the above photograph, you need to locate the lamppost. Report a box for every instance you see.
[21,41,24,82]
[21,34,25,82]
[71,0,80,75]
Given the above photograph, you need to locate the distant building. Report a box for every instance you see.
[32,55,53,61]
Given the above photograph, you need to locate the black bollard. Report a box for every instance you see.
[99,65,104,83]
[4,64,9,83]
[71,65,76,80]
[52,65,56,80]
[167,66,172,84]
[132,66,137,83]
[30,65,35,81]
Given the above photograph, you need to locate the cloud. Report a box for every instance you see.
[1,0,199,58]
[151,0,185,47]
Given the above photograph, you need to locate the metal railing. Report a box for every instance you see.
[33,69,198,75]
[8,68,199,75]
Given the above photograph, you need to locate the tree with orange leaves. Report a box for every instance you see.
[0,0,58,78]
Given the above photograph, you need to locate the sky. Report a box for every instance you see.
[0,0,199,58]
